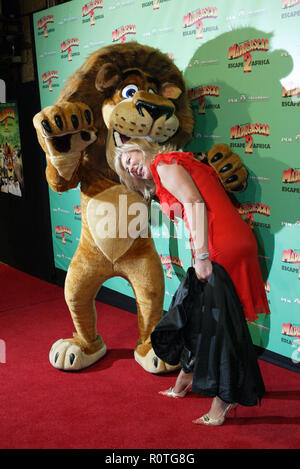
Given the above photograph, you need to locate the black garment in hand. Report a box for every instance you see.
[151,263,265,406]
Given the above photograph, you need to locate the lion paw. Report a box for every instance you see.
[49,339,107,371]
[33,102,97,156]
[207,143,248,193]
[134,348,180,374]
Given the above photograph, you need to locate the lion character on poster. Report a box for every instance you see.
[33,42,247,373]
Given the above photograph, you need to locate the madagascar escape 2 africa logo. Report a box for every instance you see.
[55,225,72,244]
[281,249,300,359]
[281,0,300,18]
[282,167,300,194]
[282,86,300,108]
[74,205,81,220]
[228,38,269,73]
[42,71,59,92]
[282,249,300,279]
[82,0,103,26]
[37,15,55,38]
[112,24,136,43]
[182,6,218,39]
[60,38,80,61]
[237,202,271,230]
[188,85,220,114]
[230,122,270,154]
[281,322,300,358]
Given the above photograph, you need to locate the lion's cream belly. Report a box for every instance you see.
[86,185,149,263]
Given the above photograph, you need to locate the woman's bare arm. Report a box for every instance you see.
[156,162,212,280]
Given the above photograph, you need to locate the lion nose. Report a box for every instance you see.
[135,100,174,121]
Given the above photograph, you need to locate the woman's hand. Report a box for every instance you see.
[194,258,212,281]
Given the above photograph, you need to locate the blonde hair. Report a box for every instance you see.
[114,138,176,200]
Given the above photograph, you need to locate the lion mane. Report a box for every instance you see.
[55,41,194,180]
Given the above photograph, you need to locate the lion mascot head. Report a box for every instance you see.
[55,41,194,178]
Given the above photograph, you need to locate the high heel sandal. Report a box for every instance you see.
[192,403,238,426]
[159,383,192,398]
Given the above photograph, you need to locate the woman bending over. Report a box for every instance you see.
[115,139,270,426]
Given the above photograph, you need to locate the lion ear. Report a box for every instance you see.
[95,63,121,92]
[160,83,182,100]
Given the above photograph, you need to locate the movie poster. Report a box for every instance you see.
[0,102,24,197]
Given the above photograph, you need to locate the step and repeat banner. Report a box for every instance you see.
[33,0,300,365]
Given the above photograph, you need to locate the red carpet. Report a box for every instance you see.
[0,262,299,450]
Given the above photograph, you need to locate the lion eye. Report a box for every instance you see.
[148,88,157,94]
[121,84,139,99]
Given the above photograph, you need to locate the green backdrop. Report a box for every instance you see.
[33,0,300,364]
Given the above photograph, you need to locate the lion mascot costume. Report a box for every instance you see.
[33,42,247,373]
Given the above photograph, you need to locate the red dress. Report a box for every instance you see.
[150,151,270,322]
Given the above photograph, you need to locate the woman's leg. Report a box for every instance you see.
[172,368,193,394]
[192,396,238,426]
[206,396,235,419]
[159,368,193,397]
